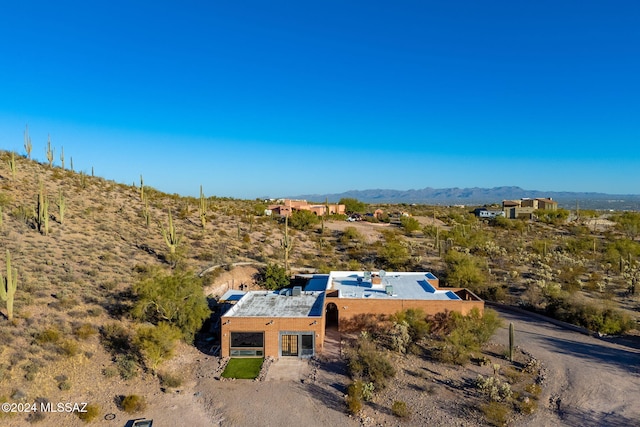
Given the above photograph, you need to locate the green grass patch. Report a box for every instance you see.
[221,358,263,379]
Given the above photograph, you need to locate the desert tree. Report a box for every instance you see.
[340,197,367,214]
[131,268,210,342]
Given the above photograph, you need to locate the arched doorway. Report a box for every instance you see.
[325,302,339,330]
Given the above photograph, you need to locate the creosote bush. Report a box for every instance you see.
[120,394,146,414]
[346,333,396,390]
[76,404,100,422]
[392,400,410,418]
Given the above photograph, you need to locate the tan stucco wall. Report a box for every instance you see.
[327,297,484,331]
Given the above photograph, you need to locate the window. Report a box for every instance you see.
[230,332,264,357]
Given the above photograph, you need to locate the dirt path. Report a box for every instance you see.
[491,307,640,427]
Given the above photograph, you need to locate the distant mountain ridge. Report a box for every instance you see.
[290,186,640,210]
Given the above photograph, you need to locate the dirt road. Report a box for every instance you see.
[491,307,640,427]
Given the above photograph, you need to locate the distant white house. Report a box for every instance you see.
[474,208,505,218]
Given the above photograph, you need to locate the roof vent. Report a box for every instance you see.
[292,286,302,296]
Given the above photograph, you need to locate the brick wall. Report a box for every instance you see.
[221,316,325,357]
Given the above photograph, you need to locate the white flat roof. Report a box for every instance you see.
[223,291,325,318]
[327,271,460,301]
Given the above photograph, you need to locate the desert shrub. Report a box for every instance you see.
[340,313,386,335]
[377,235,411,270]
[34,327,60,344]
[400,216,421,234]
[346,391,362,414]
[115,355,138,380]
[444,250,487,291]
[256,263,289,290]
[393,308,430,342]
[58,380,72,390]
[346,334,396,389]
[100,323,132,354]
[22,360,43,381]
[120,394,146,414]
[73,323,98,340]
[518,396,537,415]
[289,209,319,231]
[434,308,502,365]
[159,371,183,388]
[481,401,510,426]
[58,339,80,357]
[76,404,100,422]
[392,400,409,418]
[135,322,182,373]
[544,296,635,334]
[524,382,542,397]
[26,410,46,423]
[131,269,210,342]
[340,227,362,245]
[102,367,117,378]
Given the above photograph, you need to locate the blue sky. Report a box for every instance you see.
[1,1,639,199]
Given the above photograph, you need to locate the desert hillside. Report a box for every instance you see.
[0,150,639,426]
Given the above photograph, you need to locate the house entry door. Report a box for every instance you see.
[281,335,299,356]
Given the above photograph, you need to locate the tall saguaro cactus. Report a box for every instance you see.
[60,146,65,170]
[198,185,207,229]
[509,322,515,363]
[46,135,54,167]
[24,124,32,159]
[281,215,292,273]
[140,175,145,201]
[1,250,18,321]
[57,189,66,224]
[7,151,16,179]
[36,180,49,235]
[160,210,181,255]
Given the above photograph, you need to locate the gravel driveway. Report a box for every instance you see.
[491,307,640,427]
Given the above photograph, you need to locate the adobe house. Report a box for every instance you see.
[267,199,346,217]
[502,197,558,219]
[220,271,483,358]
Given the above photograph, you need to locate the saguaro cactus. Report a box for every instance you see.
[60,146,65,170]
[24,124,32,159]
[142,195,150,228]
[281,215,292,273]
[7,151,16,179]
[57,189,66,224]
[509,322,515,363]
[36,180,49,235]
[160,210,181,255]
[46,135,54,167]
[1,250,18,321]
[140,175,145,201]
[198,185,206,229]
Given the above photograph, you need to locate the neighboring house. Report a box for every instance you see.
[268,199,346,217]
[474,208,506,219]
[502,198,558,219]
[220,270,483,358]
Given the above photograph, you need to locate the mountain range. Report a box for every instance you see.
[291,186,640,210]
